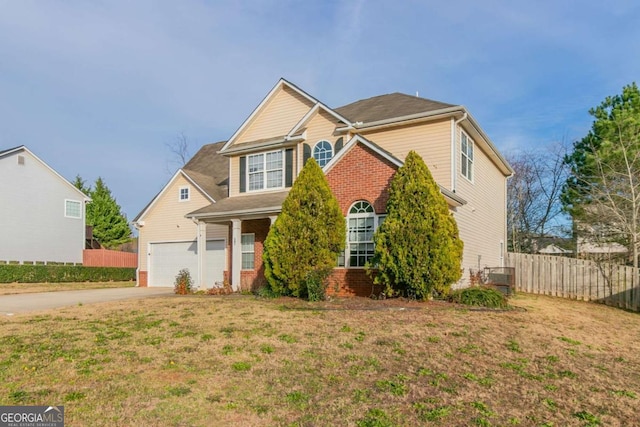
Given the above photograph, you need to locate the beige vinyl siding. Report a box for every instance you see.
[359,119,452,188]
[229,156,240,196]
[452,125,507,282]
[138,174,228,271]
[235,85,315,144]
[298,110,341,173]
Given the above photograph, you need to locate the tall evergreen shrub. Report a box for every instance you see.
[369,151,463,299]
[263,159,345,299]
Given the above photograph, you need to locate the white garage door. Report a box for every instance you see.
[149,240,225,287]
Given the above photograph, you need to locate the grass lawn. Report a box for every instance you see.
[0,293,638,426]
[0,281,135,295]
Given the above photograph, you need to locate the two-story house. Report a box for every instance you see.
[0,146,90,264]
[134,79,512,296]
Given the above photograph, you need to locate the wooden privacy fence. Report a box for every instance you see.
[83,249,137,268]
[506,252,640,312]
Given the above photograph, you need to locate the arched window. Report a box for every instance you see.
[347,201,375,267]
[313,140,333,167]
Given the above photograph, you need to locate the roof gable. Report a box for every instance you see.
[0,145,90,201]
[133,141,229,223]
[220,78,319,152]
[324,135,466,207]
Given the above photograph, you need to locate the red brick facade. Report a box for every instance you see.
[138,270,148,287]
[326,143,398,215]
[227,142,399,297]
[239,219,270,292]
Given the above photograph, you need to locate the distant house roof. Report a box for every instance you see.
[538,244,573,255]
[334,92,456,124]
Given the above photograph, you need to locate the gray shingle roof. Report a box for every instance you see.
[334,92,456,124]
[183,141,228,202]
[188,191,289,219]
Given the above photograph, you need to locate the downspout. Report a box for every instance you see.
[451,112,468,192]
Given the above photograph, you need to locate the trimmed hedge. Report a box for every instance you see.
[0,265,136,283]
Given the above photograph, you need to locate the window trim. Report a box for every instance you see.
[312,140,333,167]
[64,199,82,219]
[461,131,474,182]
[178,185,190,202]
[241,233,255,270]
[339,201,384,269]
[246,149,285,192]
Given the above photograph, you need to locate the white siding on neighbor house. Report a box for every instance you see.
[137,173,228,272]
[0,150,86,263]
[452,125,508,282]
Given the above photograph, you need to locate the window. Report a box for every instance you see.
[65,200,81,219]
[461,132,474,181]
[313,140,333,167]
[346,201,377,268]
[248,150,283,191]
[241,233,255,270]
[179,186,190,201]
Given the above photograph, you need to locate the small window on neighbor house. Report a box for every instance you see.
[461,132,474,181]
[65,200,81,219]
[313,140,333,167]
[179,186,190,201]
[17,155,25,165]
[241,233,255,270]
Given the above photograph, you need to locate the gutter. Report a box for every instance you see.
[219,135,304,156]
[187,205,284,221]
[335,106,463,133]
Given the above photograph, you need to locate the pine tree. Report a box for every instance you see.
[370,151,463,299]
[75,176,131,249]
[263,159,345,299]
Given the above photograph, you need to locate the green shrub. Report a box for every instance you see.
[0,265,135,283]
[370,151,463,300]
[448,286,508,308]
[174,269,193,295]
[305,268,332,302]
[263,158,345,299]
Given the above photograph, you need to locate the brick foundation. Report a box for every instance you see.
[138,270,148,287]
[327,268,384,297]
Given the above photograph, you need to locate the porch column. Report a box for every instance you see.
[269,215,278,225]
[231,219,242,292]
[197,221,207,290]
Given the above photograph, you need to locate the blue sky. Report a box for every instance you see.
[1,1,639,222]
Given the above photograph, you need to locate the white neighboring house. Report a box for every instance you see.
[0,146,90,264]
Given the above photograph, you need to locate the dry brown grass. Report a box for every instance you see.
[0,281,135,295]
[0,293,638,426]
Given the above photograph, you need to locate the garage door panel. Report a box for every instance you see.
[149,240,225,287]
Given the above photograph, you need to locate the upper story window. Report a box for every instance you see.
[65,199,82,219]
[461,132,474,182]
[313,140,333,167]
[248,150,284,191]
[179,186,190,201]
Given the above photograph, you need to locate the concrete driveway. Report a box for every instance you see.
[0,287,174,315]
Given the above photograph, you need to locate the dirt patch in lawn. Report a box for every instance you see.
[0,281,135,295]
[0,293,638,426]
